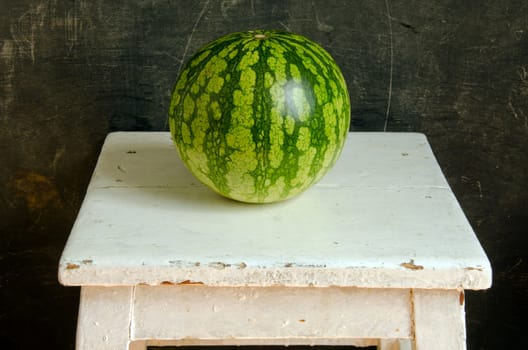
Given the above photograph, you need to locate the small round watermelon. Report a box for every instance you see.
[169,30,350,203]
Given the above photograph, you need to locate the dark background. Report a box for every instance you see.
[1,0,527,349]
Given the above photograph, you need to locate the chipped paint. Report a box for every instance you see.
[177,280,205,285]
[160,280,204,286]
[209,262,230,269]
[234,262,247,269]
[400,259,424,270]
[464,266,483,271]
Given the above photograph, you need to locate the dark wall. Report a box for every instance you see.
[1,1,527,349]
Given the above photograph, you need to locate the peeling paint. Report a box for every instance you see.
[209,262,230,269]
[168,260,202,268]
[178,280,204,285]
[464,266,483,271]
[234,262,247,269]
[160,280,204,286]
[400,259,424,270]
[283,262,327,268]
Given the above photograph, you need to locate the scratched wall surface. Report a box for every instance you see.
[1,0,527,349]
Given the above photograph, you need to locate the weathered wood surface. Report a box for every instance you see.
[1,1,527,349]
[58,132,491,290]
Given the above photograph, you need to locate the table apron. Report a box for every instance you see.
[132,285,412,341]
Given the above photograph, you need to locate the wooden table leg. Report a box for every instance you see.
[412,289,466,350]
[76,286,140,350]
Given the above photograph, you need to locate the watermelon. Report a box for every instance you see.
[169,30,350,203]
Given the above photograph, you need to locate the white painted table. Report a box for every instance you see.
[59,132,492,350]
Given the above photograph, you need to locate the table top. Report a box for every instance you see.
[58,132,491,289]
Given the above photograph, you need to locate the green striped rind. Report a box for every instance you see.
[169,30,350,203]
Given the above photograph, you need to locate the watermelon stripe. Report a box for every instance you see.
[169,30,350,203]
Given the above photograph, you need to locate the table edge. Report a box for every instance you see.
[58,263,492,290]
